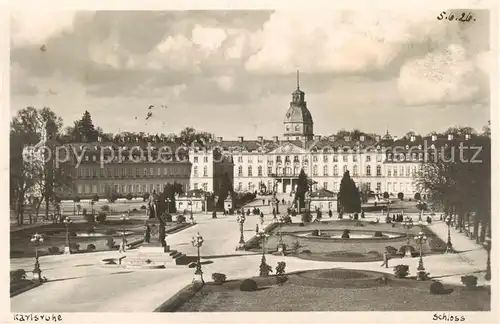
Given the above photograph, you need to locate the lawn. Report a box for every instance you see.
[171,269,490,312]
[246,220,446,262]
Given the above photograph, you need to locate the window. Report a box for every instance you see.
[412,166,417,176]
[238,182,243,191]
[366,182,371,191]
[143,168,148,177]
[376,182,381,191]
[238,156,243,163]
[294,155,299,162]
[128,185,133,193]
[238,166,243,176]
[400,167,404,177]
[203,183,208,191]
[203,156,208,163]
[85,185,90,194]
[376,155,382,162]
[267,167,272,175]
[366,165,371,176]
[203,166,208,177]
[258,166,263,176]
[193,166,198,177]
[393,167,397,176]
[387,182,391,192]
[99,168,104,177]
[366,155,371,162]
[136,184,141,193]
[121,184,126,193]
[400,183,404,191]
[84,168,90,177]
[353,165,358,176]
[163,167,168,176]
[343,165,348,174]
[313,155,318,162]
[136,168,140,177]
[323,165,328,176]
[353,155,357,162]
[257,156,263,163]
[194,183,198,190]
[194,157,198,163]
[142,184,147,193]
[406,166,411,177]
[276,156,282,163]
[393,183,397,191]
[121,168,126,177]
[333,155,338,162]
[248,156,252,163]
[295,125,300,131]
[248,182,253,191]
[77,185,83,194]
[323,155,328,163]
[376,165,382,176]
[343,155,348,162]
[293,167,299,175]
[150,168,154,176]
[277,167,282,175]
[248,166,253,177]
[333,165,338,176]
[388,168,392,176]
[149,184,154,192]
[323,182,328,189]
[285,156,290,162]
[313,165,318,176]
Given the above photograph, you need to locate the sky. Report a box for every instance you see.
[10,10,492,139]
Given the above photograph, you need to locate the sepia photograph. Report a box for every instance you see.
[7,7,495,320]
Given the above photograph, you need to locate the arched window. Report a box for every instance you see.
[248,166,253,177]
[238,166,243,176]
[203,166,208,177]
[366,165,371,176]
[333,165,338,176]
[376,165,381,176]
[323,165,328,176]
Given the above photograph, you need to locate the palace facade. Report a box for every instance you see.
[28,74,478,201]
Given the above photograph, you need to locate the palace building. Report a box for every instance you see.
[28,72,478,202]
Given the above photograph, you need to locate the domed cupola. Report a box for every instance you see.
[284,70,314,141]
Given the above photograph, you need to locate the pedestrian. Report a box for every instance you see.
[262,199,265,205]
[381,251,390,268]
[256,224,259,233]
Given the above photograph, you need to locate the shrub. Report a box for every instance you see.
[275,261,287,285]
[461,275,478,289]
[96,212,107,223]
[398,245,416,254]
[414,192,421,201]
[176,215,186,223]
[298,223,305,227]
[311,229,319,236]
[70,243,80,251]
[394,264,409,278]
[48,246,60,254]
[105,228,116,235]
[86,244,96,251]
[142,193,150,202]
[353,213,359,220]
[10,269,26,283]
[126,193,133,200]
[211,273,227,285]
[292,240,302,254]
[82,208,88,215]
[100,205,110,212]
[239,279,258,292]
[92,194,99,202]
[373,231,383,237]
[84,214,95,223]
[301,212,312,223]
[385,246,398,255]
[383,192,389,199]
[140,205,147,210]
[430,281,446,295]
[341,229,350,239]
[397,192,404,200]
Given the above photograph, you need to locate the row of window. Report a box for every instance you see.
[192,183,209,191]
[76,183,179,195]
[236,154,384,164]
[192,156,209,163]
[75,166,189,178]
[192,166,209,177]
[233,181,414,193]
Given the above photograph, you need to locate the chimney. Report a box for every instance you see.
[431,135,437,142]
[273,136,279,142]
[465,134,471,140]
[257,136,263,142]
[359,135,365,142]
[447,134,454,141]
[410,135,416,142]
[238,136,244,143]
[216,136,223,142]
[375,135,381,142]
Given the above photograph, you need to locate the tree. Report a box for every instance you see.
[159,182,184,214]
[414,192,421,201]
[104,185,118,203]
[337,171,361,213]
[398,192,404,200]
[383,191,390,199]
[293,169,308,212]
[216,172,233,208]
[359,183,371,203]
[70,111,98,142]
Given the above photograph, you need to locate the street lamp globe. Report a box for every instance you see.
[414,231,428,280]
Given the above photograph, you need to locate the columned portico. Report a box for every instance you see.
[270,175,299,194]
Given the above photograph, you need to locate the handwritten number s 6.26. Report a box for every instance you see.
[437,11,475,22]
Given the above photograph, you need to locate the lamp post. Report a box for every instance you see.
[402,217,414,258]
[257,230,270,275]
[30,233,44,282]
[445,215,454,253]
[191,232,204,283]
[63,216,73,255]
[414,231,428,280]
[417,202,423,222]
[119,214,129,253]
[236,214,246,249]
[484,237,491,281]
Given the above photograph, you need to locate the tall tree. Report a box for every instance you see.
[73,111,98,142]
[216,172,234,208]
[294,169,308,211]
[337,171,361,213]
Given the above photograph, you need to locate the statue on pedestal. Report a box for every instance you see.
[144,190,166,248]
[148,190,160,220]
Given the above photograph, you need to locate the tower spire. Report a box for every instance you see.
[296,70,300,90]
